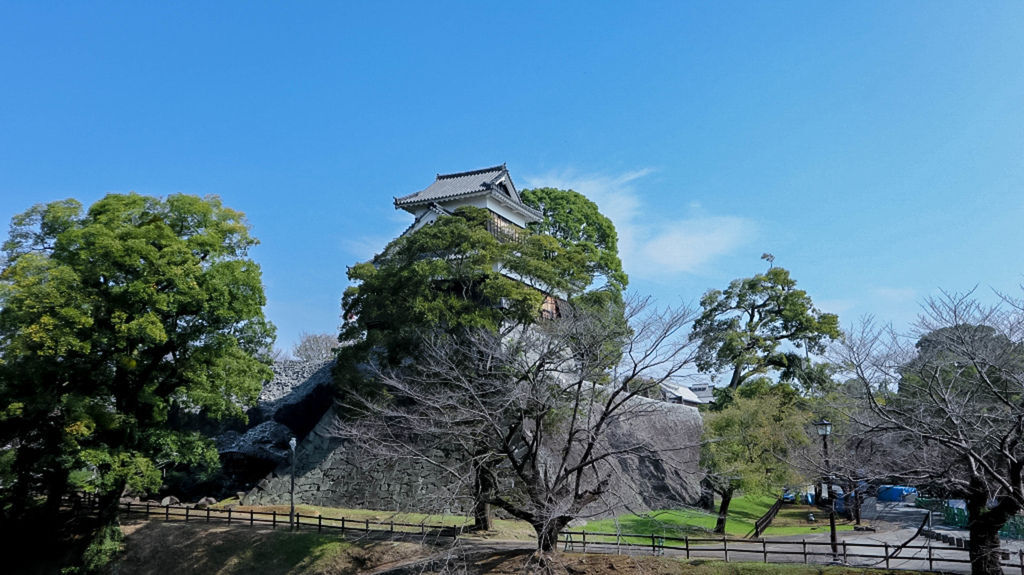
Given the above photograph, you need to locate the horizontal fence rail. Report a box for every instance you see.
[62,495,1024,574]
[118,501,468,538]
[559,530,1024,574]
[751,498,784,538]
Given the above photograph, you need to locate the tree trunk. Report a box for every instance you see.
[534,516,570,552]
[967,508,1004,574]
[96,485,122,527]
[43,465,69,524]
[966,485,1015,575]
[728,363,744,389]
[473,466,494,531]
[473,500,493,532]
[853,487,862,525]
[714,487,734,535]
[698,478,716,512]
[9,446,39,519]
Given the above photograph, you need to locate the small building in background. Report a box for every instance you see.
[659,381,708,408]
[687,383,715,404]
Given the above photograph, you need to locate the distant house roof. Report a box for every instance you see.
[687,383,715,403]
[394,164,543,221]
[660,382,706,406]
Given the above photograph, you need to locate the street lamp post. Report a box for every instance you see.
[814,419,838,562]
[288,437,297,531]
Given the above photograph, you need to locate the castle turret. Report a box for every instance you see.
[394,164,542,241]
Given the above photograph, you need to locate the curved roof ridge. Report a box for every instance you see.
[436,163,506,180]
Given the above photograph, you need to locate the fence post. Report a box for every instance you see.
[319,515,323,533]
[390,520,394,533]
[885,543,890,569]
[126,502,131,518]
[928,544,933,571]
[1018,549,1023,575]
[341,517,345,533]
[146,502,151,518]
[651,533,655,555]
[685,536,690,559]
[296,513,301,530]
[185,507,189,522]
[724,537,729,562]
[164,505,170,521]
[250,510,254,526]
[273,510,277,528]
[616,532,621,555]
[762,539,767,563]
[365,519,369,532]
[227,508,232,524]
[582,530,587,553]
[842,540,847,563]
[802,540,807,564]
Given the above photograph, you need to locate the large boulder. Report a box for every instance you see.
[251,360,335,438]
[217,360,335,488]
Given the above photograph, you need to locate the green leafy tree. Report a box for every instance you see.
[337,207,555,381]
[0,193,273,571]
[520,187,628,295]
[337,201,625,388]
[701,391,809,534]
[337,198,628,530]
[692,261,840,391]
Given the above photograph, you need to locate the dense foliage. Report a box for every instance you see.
[336,195,627,392]
[692,263,840,390]
[0,193,273,570]
[701,389,809,533]
[520,187,627,295]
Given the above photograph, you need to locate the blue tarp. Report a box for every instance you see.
[878,485,918,501]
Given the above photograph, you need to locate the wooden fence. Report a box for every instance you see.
[559,530,1024,574]
[66,497,1024,574]
[118,501,467,539]
[751,497,784,538]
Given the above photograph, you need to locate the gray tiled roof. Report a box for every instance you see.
[394,164,509,207]
[394,165,543,223]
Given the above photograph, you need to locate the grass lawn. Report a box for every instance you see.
[583,495,856,543]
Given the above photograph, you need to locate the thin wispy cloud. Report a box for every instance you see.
[873,287,917,302]
[340,235,393,261]
[522,168,755,278]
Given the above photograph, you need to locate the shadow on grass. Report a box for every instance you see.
[118,520,428,575]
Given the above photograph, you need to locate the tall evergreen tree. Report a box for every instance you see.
[0,193,273,572]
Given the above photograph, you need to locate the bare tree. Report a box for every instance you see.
[292,331,337,362]
[337,296,701,556]
[838,290,1024,575]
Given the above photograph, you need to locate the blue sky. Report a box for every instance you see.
[2,2,1023,357]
